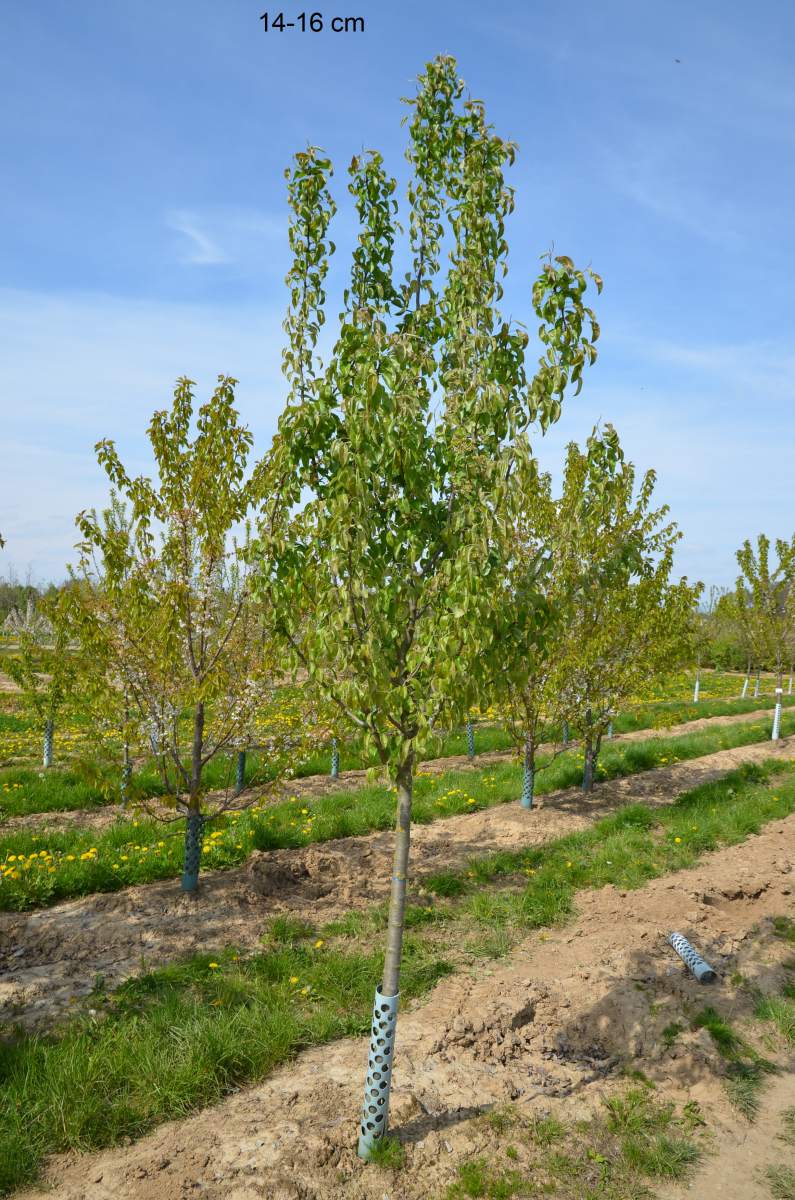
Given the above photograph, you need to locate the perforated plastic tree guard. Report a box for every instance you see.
[181,811,205,892]
[772,688,783,741]
[607,721,614,739]
[358,984,399,1159]
[693,674,700,703]
[668,931,716,983]
[42,720,54,768]
[331,738,340,779]
[521,761,534,809]
[121,761,132,805]
[235,750,246,796]
[741,677,749,699]
[466,720,475,759]
[562,721,570,746]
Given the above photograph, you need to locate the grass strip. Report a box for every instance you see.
[1,763,794,1194]
[438,1088,704,1198]
[2,711,795,912]
[2,687,793,820]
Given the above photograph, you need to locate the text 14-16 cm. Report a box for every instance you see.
[260,12,365,32]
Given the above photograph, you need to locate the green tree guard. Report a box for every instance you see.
[181,811,205,892]
[43,718,54,769]
[235,750,247,796]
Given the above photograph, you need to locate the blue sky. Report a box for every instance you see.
[1,0,793,588]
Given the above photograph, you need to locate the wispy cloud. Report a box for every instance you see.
[168,211,229,265]
[166,206,286,268]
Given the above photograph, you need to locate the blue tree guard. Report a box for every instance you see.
[521,759,534,809]
[668,931,716,982]
[466,719,475,760]
[235,750,247,795]
[331,738,340,779]
[181,810,205,892]
[43,718,54,768]
[358,985,399,1159]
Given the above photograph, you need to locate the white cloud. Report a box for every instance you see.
[167,212,229,265]
[166,206,286,268]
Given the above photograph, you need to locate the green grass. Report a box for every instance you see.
[691,1006,780,1119]
[3,763,791,1195]
[444,1088,702,1198]
[778,1107,795,1147]
[766,1164,795,1200]
[2,684,792,821]
[3,707,795,912]
[0,936,452,1195]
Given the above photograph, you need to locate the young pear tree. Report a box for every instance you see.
[5,592,78,767]
[549,428,700,791]
[255,56,601,1156]
[74,376,303,892]
[486,463,570,810]
[734,534,795,689]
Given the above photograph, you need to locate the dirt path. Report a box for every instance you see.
[0,703,782,835]
[14,800,795,1200]
[659,1072,795,1200]
[2,734,793,1031]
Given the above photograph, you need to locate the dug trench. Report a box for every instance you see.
[1,735,794,1031]
[0,702,785,835]
[11,802,795,1200]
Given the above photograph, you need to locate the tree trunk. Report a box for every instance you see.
[520,734,535,809]
[581,707,595,792]
[358,754,413,1159]
[43,718,54,769]
[181,703,205,893]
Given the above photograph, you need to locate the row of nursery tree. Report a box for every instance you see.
[2,56,791,1158]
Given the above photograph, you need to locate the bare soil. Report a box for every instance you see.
[0,703,780,835]
[2,734,793,1032]
[13,802,795,1200]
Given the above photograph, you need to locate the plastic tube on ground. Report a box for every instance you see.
[668,931,717,983]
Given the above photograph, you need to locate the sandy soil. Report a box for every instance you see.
[2,733,794,1032]
[0,703,781,835]
[13,803,795,1200]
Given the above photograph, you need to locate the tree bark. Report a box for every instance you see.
[381,754,414,996]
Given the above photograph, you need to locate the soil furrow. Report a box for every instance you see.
[0,703,781,834]
[2,733,793,1030]
[13,799,795,1200]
